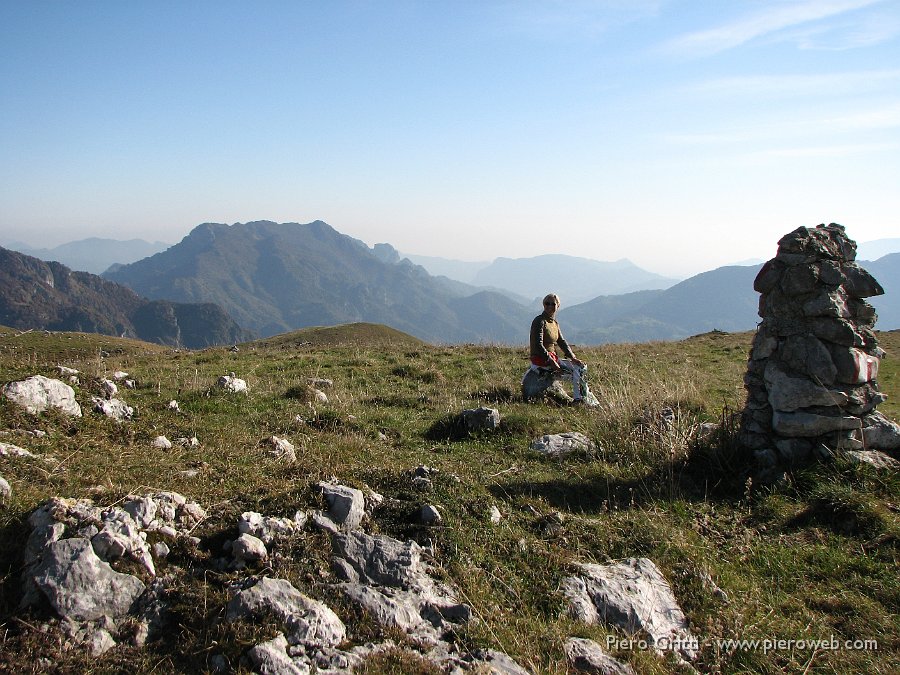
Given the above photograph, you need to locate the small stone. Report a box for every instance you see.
[419,504,442,525]
[231,533,268,565]
[151,436,172,449]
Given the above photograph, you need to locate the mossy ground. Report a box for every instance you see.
[0,326,897,674]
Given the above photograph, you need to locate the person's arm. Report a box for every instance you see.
[558,331,583,366]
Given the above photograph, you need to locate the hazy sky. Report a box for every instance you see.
[1,1,898,277]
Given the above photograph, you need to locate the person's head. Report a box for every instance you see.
[542,293,560,316]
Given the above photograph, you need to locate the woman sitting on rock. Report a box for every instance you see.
[526,293,587,404]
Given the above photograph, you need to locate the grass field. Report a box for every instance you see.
[0,325,897,674]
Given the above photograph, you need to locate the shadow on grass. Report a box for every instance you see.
[489,437,755,512]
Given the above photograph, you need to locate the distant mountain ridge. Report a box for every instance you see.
[0,247,252,348]
[6,237,170,275]
[561,265,763,343]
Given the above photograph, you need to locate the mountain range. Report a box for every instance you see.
[103,221,532,343]
[0,247,252,348]
[3,222,898,346]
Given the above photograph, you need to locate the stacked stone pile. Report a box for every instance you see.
[741,224,900,465]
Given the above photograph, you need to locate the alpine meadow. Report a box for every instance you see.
[0,324,897,673]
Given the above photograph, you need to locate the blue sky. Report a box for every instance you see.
[1,0,898,277]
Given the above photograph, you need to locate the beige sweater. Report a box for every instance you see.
[530,312,575,362]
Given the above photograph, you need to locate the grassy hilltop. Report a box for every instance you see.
[0,324,898,673]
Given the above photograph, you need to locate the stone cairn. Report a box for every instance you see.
[740,223,900,466]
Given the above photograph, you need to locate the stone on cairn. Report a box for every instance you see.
[740,224,900,466]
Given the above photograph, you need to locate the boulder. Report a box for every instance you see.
[231,533,268,566]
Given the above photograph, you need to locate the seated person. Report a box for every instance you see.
[528,293,586,403]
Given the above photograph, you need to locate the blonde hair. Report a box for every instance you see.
[542,293,560,306]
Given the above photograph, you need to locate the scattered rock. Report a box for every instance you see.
[244,633,303,675]
[99,379,118,399]
[269,435,297,463]
[419,504,442,525]
[332,530,472,642]
[564,637,636,674]
[227,577,346,648]
[0,475,10,502]
[92,397,134,421]
[312,483,366,533]
[217,373,248,393]
[462,406,501,431]
[530,432,596,457]
[238,511,307,545]
[231,533,269,567]
[843,449,900,470]
[151,436,173,449]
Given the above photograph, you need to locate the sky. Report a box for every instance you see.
[1,1,898,278]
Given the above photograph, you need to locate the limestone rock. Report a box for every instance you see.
[269,435,297,463]
[2,375,82,417]
[151,435,172,449]
[562,557,697,661]
[419,504,442,525]
[331,530,472,641]
[227,577,346,648]
[246,633,309,675]
[28,539,145,621]
[843,450,900,470]
[238,511,305,545]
